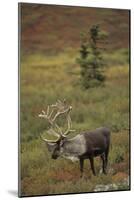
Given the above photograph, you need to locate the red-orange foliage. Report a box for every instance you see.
[112,172,128,183]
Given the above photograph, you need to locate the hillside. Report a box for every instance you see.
[20,52,130,196]
[19,3,130,197]
[20,3,130,54]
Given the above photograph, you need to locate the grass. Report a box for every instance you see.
[20,48,130,196]
[20,4,129,54]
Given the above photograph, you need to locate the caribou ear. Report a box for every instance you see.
[45,142,57,152]
[59,137,67,147]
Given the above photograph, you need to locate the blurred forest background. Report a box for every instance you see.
[19,3,130,196]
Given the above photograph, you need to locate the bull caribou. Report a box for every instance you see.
[39,100,110,177]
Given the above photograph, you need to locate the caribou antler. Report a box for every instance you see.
[39,100,75,142]
[63,112,75,136]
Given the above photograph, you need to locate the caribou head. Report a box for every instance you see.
[38,99,75,160]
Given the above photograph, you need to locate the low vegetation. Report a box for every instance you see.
[20,49,130,196]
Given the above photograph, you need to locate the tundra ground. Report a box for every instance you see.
[20,49,130,196]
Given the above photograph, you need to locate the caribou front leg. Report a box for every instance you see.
[89,157,96,176]
[79,158,84,178]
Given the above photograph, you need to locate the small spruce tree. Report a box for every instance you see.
[78,25,107,89]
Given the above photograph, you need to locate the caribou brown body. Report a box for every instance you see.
[39,100,110,177]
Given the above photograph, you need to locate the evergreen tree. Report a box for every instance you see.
[78,25,107,89]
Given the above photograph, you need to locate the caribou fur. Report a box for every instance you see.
[45,127,110,177]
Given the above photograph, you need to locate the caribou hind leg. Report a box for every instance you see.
[104,148,109,173]
[100,154,107,174]
[100,148,109,174]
